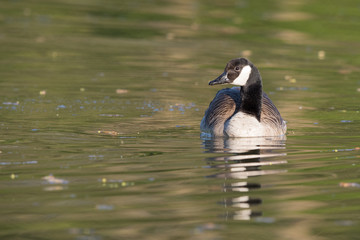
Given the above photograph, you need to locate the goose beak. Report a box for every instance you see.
[208,71,230,85]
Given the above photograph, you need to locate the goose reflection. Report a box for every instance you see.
[202,136,287,221]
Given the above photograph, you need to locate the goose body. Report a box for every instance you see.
[201,58,286,137]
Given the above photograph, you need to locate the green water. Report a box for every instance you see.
[1,0,360,239]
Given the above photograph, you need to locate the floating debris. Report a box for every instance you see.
[116,89,128,94]
[57,104,66,109]
[168,103,196,113]
[80,88,85,92]
[99,114,123,117]
[2,101,19,105]
[241,50,252,57]
[340,120,353,123]
[0,160,37,165]
[332,147,359,153]
[44,186,66,191]
[10,173,18,179]
[96,204,114,211]
[98,178,123,184]
[88,155,104,160]
[339,182,360,188]
[39,90,46,96]
[99,178,134,188]
[42,174,69,184]
[121,181,135,187]
[318,50,326,60]
[97,130,119,136]
[284,75,297,83]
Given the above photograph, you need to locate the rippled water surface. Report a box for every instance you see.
[1,0,360,239]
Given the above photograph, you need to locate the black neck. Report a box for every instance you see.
[240,69,262,121]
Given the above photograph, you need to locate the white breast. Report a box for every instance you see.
[224,112,264,137]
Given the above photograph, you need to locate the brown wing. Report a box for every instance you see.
[201,88,241,136]
[261,92,287,135]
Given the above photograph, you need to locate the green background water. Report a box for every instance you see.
[1,0,360,239]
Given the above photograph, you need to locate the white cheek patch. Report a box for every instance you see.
[232,65,252,86]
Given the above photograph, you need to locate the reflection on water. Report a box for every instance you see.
[203,136,287,153]
[203,136,287,221]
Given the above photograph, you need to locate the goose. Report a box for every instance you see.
[201,58,286,137]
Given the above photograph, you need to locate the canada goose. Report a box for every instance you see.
[201,58,286,137]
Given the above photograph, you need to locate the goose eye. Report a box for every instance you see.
[235,66,240,71]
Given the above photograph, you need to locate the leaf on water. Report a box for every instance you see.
[318,50,325,60]
[116,89,129,94]
[339,182,360,188]
[241,50,252,57]
[42,174,69,184]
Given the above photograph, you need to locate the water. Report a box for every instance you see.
[1,0,360,239]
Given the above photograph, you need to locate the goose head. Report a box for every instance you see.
[209,58,255,86]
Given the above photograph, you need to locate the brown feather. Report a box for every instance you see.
[201,88,240,136]
[261,93,287,136]
[201,88,286,137]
